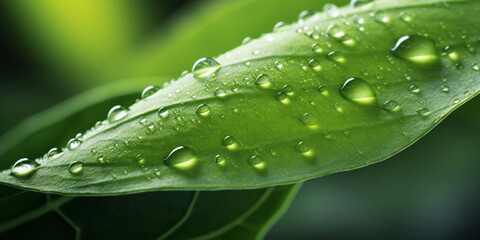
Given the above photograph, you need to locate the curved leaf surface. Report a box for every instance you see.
[1,0,479,194]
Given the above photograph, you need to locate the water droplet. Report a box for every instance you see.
[276,92,290,104]
[296,142,314,157]
[67,138,82,150]
[350,0,373,7]
[391,35,438,64]
[417,108,431,117]
[373,10,390,23]
[214,88,227,97]
[283,85,294,96]
[273,21,288,32]
[382,100,400,112]
[340,78,376,105]
[472,64,480,71]
[222,136,238,150]
[440,85,450,92]
[242,36,252,45]
[312,43,323,53]
[444,46,460,62]
[47,147,62,159]
[248,155,265,169]
[324,4,340,17]
[327,51,346,63]
[11,158,37,177]
[141,86,160,99]
[252,49,260,55]
[68,161,84,174]
[309,59,322,71]
[196,104,211,116]
[318,86,329,96]
[98,156,105,164]
[107,105,129,123]
[255,74,271,88]
[326,25,356,46]
[163,146,197,169]
[274,61,284,70]
[137,155,146,165]
[409,85,421,94]
[400,12,413,22]
[192,58,220,79]
[158,107,169,118]
[301,113,318,129]
[298,10,314,21]
[154,169,161,177]
[334,103,344,113]
[215,155,226,166]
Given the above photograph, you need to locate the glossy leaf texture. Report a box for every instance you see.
[1,0,480,194]
[0,81,301,239]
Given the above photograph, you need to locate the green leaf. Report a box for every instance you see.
[0,184,300,239]
[1,0,479,194]
[0,81,301,239]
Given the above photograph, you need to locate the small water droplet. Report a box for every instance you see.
[382,100,400,112]
[400,12,413,22]
[222,136,238,150]
[255,74,271,88]
[283,85,294,96]
[444,46,460,62]
[137,155,146,165]
[440,85,450,92]
[373,10,390,23]
[417,108,431,117]
[273,21,288,32]
[164,146,197,169]
[274,61,284,70]
[301,113,318,129]
[248,155,265,169]
[409,85,421,94]
[309,59,322,71]
[298,10,314,21]
[334,103,344,113]
[67,138,82,150]
[47,147,62,159]
[276,92,290,104]
[252,49,260,55]
[391,35,438,64]
[192,58,220,79]
[296,142,314,157]
[327,51,346,63]
[242,36,252,45]
[68,161,84,174]
[154,169,161,177]
[108,105,129,123]
[472,64,480,71]
[350,0,373,7]
[196,104,211,116]
[98,156,105,164]
[340,78,376,105]
[318,86,329,96]
[158,107,169,118]
[326,25,356,46]
[214,88,227,97]
[215,155,227,166]
[141,86,160,99]
[11,158,37,177]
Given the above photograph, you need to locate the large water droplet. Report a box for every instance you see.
[108,105,129,123]
[68,161,84,174]
[67,138,82,150]
[222,136,238,150]
[141,86,160,99]
[164,146,197,169]
[196,104,211,116]
[391,35,438,64]
[255,74,271,88]
[192,58,220,79]
[340,78,376,105]
[11,158,37,177]
[248,155,265,169]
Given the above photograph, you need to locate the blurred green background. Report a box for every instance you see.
[1,0,480,239]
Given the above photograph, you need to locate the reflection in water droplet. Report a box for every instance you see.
[67,138,82,150]
[158,107,169,118]
[417,108,431,117]
[192,58,221,79]
[11,158,37,177]
[222,136,238,150]
[296,142,314,157]
[215,155,226,166]
[164,146,197,169]
[196,104,211,116]
[141,86,160,99]
[382,100,400,112]
[340,78,376,105]
[327,51,346,63]
[255,74,271,88]
[301,113,319,129]
[108,105,129,123]
[68,161,84,174]
[248,155,265,169]
[391,35,438,64]
[409,85,421,94]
